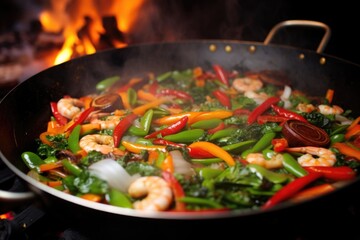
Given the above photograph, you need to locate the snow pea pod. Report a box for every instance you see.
[107,188,133,208]
[330,133,345,144]
[164,129,205,143]
[247,164,289,184]
[222,140,256,154]
[95,76,120,91]
[128,109,153,136]
[62,159,82,176]
[21,151,44,172]
[68,124,81,153]
[198,168,223,179]
[209,127,236,141]
[191,119,223,130]
[179,196,223,208]
[241,132,276,158]
[191,158,223,165]
[282,153,308,177]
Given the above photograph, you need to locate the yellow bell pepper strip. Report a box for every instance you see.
[118,92,131,110]
[50,102,68,125]
[262,172,323,210]
[290,183,335,203]
[145,116,188,139]
[162,171,186,211]
[345,124,360,139]
[121,140,166,154]
[189,110,233,124]
[332,142,360,161]
[113,113,138,147]
[66,106,95,132]
[154,112,204,125]
[132,97,169,115]
[188,141,235,166]
[247,97,280,124]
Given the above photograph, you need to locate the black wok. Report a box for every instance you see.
[1,20,360,237]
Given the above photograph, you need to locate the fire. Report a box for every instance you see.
[40,0,144,65]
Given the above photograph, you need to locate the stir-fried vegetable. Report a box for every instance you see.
[22,65,360,213]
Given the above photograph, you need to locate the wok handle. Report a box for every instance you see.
[264,20,331,54]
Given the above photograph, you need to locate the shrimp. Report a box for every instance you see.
[90,115,121,130]
[286,146,336,167]
[296,103,316,113]
[232,77,263,93]
[128,176,173,211]
[244,90,270,105]
[79,134,123,155]
[245,153,283,169]
[318,105,344,115]
[57,97,84,119]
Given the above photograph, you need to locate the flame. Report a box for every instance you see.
[40,0,144,66]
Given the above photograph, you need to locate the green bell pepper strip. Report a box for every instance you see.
[156,71,172,82]
[241,132,276,158]
[21,152,45,172]
[61,159,82,176]
[96,76,120,91]
[282,153,308,178]
[222,140,256,154]
[127,88,137,107]
[179,196,223,208]
[107,188,133,208]
[190,119,223,130]
[68,124,82,153]
[209,127,236,141]
[330,134,345,144]
[247,164,289,184]
[163,129,205,143]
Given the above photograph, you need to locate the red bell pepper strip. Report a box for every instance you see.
[212,89,231,109]
[304,166,356,181]
[66,107,95,132]
[212,64,229,87]
[262,172,322,210]
[272,138,289,152]
[113,113,138,147]
[247,97,280,124]
[271,104,307,122]
[156,89,194,102]
[233,108,251,116]
[50,102,68,125]
[162,171,186,211]
[145,116,188,139]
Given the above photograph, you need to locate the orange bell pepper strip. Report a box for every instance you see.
[40,132,54,146]
[345,124,360,139]
[80,123,101,135]
[118,92,132,110]
[47,180,63,188]
[39,161,63,172]
[332,142,360,160]
[47,120,66,134]
[348,116,360,131]
[154,112,204,126]
[290,183,335,203]
[188,141,235,166]
[325,89,334,104]
[121,140,167,154]
[161,153,174,173]
[80,193,102,202]
[189,110,233,124]
[137,89,158,102]
[132,97,169,115]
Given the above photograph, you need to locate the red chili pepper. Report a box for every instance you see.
[354,135,360,148]
[149,81,159,95]
[212,89,231,109]
[262,172,322,210]
[257,115,289,124]
[157,89,194,102]
[66,107,95,132]
[207,121,225,134]
[152,139,186,148]
[271,104,307,122]
[162,171,186,211]
[113,113,138,147]
[145,116,188,139]
[272,138,289,152]
[212,64,229,87]
[247,97,280,124]
[304,166,356,181]
[50,102,68,125]
[187,146,215,158]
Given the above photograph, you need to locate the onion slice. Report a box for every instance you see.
[170,150,194,177]
[89,158,140,192]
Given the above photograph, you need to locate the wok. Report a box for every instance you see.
[1,20,360,235]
